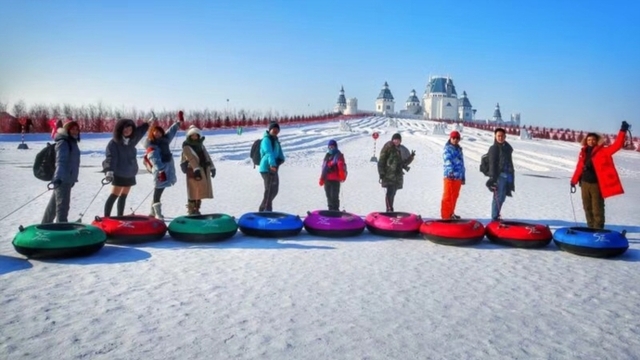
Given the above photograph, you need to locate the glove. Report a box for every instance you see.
[570,183,576,193]
[319,178,325,186]
[105,171,114,183]
[147,111,157,123]
[178,110,185,122]
[269,166,278,173]
[194,169,202,180]
[157,171,167,182]
[461,179,466,185]
[211,168,216,179]
[621,121,630,132]
[486,178,497,191]
[50,179,62,189]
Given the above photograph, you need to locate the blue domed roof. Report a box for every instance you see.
[425,77,457,96]
[493,103,502,121]
[406,89,420,104]
[459,91,472,108]
[377,81,394,101]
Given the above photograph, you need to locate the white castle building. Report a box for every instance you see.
[331,77,520,125]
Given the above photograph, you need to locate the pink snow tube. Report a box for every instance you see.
[365,211,423,238]
[303,210,365,237]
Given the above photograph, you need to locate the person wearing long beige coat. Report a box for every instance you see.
[181,126,215,215]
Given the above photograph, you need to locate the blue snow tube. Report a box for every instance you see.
[237,212,303,238]
[553,227,629,258]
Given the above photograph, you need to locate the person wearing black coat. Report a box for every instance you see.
[486,128,515,221]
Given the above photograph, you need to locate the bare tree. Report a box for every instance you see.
[12,100,27,118]
[0,100,7,113]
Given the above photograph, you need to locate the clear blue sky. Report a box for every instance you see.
[1,0,638,132]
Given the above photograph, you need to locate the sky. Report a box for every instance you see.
[1,0,639,132]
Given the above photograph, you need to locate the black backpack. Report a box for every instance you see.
[250,139,262,168]
[33,140,70,181]
[479,152,490,177]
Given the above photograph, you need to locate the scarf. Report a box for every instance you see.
[183,137,210,169]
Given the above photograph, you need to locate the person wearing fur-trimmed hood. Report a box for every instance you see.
[181,125,215,215]
[102,117,152,217]
[42,121,81,223]
[570,121,630,229]
[143,113,183,220]
[318,139,347,211]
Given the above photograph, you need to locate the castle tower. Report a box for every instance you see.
[492,103,503,122]
[422,76,459,120]
[345,98,358,115]
[334,86,347,114]
[405,89,421,115]
[375,81,395,115]
[458,91,473,121]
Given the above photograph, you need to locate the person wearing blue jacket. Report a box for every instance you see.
[144,118,182,220]
[441,130,465,219]
[258,122,285,212]
[42,121,81,223]
[102,117,152,217]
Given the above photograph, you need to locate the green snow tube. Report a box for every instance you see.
[168,213,238,242]
[13,223,106,259]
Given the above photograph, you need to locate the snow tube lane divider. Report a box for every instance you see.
[304,210,365,237]
[13,223,106,259]
[420,219,485,246]
[238,212,303,238]
[92,215,167,244]
[553,227,629,258]
[365,212,422,238]
[168,214,238,242]
[485,221,552,248]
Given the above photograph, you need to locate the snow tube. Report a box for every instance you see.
[420,219,485,246]
[553,227,629,258]
[485,221,552,248]
[13,223,106,259]
[168,214,238,242]
[238,212,303,238]
[91,215,167,244]
[304,210,365,237]
[364,211,423,237]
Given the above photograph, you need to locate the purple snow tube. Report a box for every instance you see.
[303,210,365,238]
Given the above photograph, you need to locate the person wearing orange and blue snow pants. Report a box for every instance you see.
[441,131,465,219]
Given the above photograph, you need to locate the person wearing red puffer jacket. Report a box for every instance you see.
[318,139,347,211]
[570,121,630,229]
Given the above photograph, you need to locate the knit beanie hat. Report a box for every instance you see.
[186,125,201,137]
[450,130,461,139]
[328,139,337,148]
[268,122,280,131]
[392,133,402,141]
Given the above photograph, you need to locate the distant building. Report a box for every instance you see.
[423,76,461,120]
[345,98,358,115]
[334,86,347,114]
[375,81,395,115]
[458,91,473,121]
[405,89,421,115]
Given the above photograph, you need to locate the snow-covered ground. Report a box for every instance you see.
[1,116,639,359]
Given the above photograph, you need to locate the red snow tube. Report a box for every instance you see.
[92,215,167,244]
[419,219,485,246]
[365,212,422,238]
[485,221,552,248]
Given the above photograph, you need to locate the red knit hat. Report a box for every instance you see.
[450,130,461,139]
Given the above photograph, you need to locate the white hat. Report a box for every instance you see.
[186,125,201,137]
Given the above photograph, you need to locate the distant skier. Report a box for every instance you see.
[318,139,347,211]
[570,121,630,229]
[441,130,465,219]
[486,128,514,221]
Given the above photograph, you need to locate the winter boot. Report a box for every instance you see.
[152,202,164,221]
[149,204,156,217]
[194,200,202,215]
[187,200,197,215]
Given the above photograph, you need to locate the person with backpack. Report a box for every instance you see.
[378,133,415,212]
[486,128,515,221]
[41,121,81,223]
[570,121,630,229]
[102,117,152,217]
[143,114,183,220]
[318,139,347,211]
[258,122,285,212]
[181,125,215,215]
[441,130,465,219]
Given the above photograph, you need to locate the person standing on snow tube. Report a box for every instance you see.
[143,112,184,220]
[378,133,415,212]
[570,121,630,229]
[181,125,215,215]
[102,117,152,217]
[258,122,285,212]
[486,128,515,221]
[441,130,465,219]
[318,139,347,211]
[42,121,81,224]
